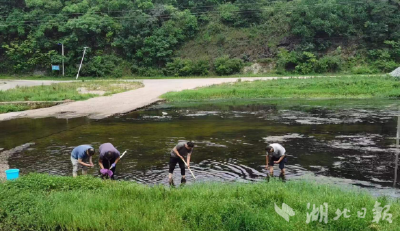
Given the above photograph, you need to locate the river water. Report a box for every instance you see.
[1,99,400,196]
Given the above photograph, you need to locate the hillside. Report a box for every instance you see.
[0,0,399,77]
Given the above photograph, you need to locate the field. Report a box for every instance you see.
[162,75,400,101]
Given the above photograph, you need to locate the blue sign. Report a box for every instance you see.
[52,65,60,71]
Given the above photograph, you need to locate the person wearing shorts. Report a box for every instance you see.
[168,141,194,185]
[71,145,95,177]
[265,143,287,177]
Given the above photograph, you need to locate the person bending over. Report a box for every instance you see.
[265,143,287,178]
[169,141,194,185]
[71,145,95,177]
[99,143,120,180]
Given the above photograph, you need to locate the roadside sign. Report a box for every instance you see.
[52,65,60,71]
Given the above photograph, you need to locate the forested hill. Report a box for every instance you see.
[0,0,399,77]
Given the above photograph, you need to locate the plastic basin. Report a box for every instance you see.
[5,169,19,180]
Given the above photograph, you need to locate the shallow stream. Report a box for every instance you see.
[1,99,399,196]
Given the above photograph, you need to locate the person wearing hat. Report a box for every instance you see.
[98,143,121,180]
[71,145,95,177]
[169,141,194,185]
[265,143,287,178]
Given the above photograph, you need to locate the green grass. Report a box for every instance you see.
[0,80,143,113]
[162,75,400,101]
[0,104,30,113]
[0,174,399,230]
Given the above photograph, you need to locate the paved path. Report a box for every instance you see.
[0,77,306,121]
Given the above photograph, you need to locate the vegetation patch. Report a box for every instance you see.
[0,81,143,113]
[1,0,399,77]
[162,75,400,101]
[0,174,398,230]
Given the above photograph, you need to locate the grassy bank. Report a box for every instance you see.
[0,81,143,113]
[0,174,399,230]
[162,75,400,102]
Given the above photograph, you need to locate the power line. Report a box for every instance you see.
[0,1,381,27]
[0,0,377,20]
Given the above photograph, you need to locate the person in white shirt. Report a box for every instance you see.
[265,143,287,177]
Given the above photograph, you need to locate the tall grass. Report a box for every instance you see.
[0,174,399,230]
[162,75,400,101]
[0,81,143,113]
[0,104,30,113]
[0,80,143,102]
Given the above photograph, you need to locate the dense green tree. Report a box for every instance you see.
[0,0,399,76]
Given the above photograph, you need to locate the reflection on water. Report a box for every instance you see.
[2,99,400,196]
[394,115,399,187]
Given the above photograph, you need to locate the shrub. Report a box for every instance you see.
[277,48,344,74]
[316,55,342,73]
[374,60,399,73]
[133,66,165,77]
[276,49,299,73]
[213,56,244,75]
[218,3,240,25]
[351,65,378,74]
[81,55,126,78]
[294,52,317,74]
[165,58,209,76]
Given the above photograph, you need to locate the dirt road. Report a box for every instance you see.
[0,77,300,121]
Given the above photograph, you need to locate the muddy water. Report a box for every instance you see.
[2,99,400,195]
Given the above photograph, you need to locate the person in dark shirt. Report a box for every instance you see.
[169,141,194,185]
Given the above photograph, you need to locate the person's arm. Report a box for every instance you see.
[89,156,93,166]
[266,154,269,169]
[187,154,191,168]
[114,157,121,165]
[99,159,104,169]
[274,153,286,164]
[78,158,91,167]
[173,147,184,160]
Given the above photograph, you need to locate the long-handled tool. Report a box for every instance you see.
[109,150,127,170]
[101,151,128,178]
[179,156,196,179]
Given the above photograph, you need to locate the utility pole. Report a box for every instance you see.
[76,47,89,80]
[58,43,65,76]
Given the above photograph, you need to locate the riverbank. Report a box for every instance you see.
[0,77,278,121]
[0,174,398,230]
[0,81,143,113]
[162,75,400,101]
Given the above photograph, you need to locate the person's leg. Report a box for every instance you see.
[178,158,185,177]
[279,157,287,175]
[269,156,275,176]
[169,157,179,185]
[81,157,88,175]
[178,158,186,183]
[279,157,287,182]
[71,156,78,177]
[111,166,116,180]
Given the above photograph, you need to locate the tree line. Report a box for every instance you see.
[0,0,399,77]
